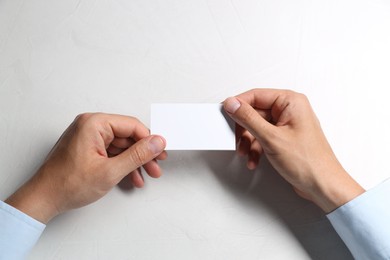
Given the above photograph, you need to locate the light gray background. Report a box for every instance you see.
[1,0,390,259]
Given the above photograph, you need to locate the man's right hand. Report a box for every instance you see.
[223,89,365,213]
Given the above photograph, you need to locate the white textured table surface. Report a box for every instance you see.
[1,0,390,259]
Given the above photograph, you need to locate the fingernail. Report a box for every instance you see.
[224,97,241,114]
[148,136,165,154]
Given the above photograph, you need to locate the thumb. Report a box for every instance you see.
[109,135,166,180]
[223,97,274,143]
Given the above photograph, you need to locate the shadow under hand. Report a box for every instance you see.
[201,151,353,260]
[117,174,135,193]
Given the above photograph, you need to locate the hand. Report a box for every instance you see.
[223,89,364,213]
[5,113,167,224]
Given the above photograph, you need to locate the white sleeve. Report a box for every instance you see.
[0,201,46,260]
[327,178,390,260]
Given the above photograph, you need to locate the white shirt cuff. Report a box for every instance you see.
[327,178,390,260]
[0,200,46,259]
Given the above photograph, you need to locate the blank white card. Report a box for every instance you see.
[151,104,235,150]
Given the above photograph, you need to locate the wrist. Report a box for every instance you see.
[5,169,61,224]
[311,164,365,213]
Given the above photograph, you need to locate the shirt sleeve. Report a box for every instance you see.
[327,178,390,260]
[0,201,46,260]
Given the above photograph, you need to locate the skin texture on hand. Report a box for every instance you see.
[223,89,365,213]
[5,113,167,224]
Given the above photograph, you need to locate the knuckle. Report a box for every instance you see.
[88,112,104,122]
[84,112,106,124]
[296,92,309,102]
[74,113,104,127]
[73,113,107,133]
[281,89,296,99]
[278,90,310,108]
[293,93,311,110]
[128,115,137,121]
[75,113,92,123]
[283,90,308,102]
[73,113,92,131]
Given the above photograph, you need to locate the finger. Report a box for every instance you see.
[235,123,246,142]
[143,159,162,178]
[237,130,255,157]
[95,114,150,147]
[107,145,125,157]
[235,88,289,110]
[109,135,166,181]
[113,138,167,161]
[130,169,144,188]
[156,151,168,161]
[235,89,302,125]
[107,138,135,157]
[111,137,134,149]
[247,139,262,170]
[223,97,276,143]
